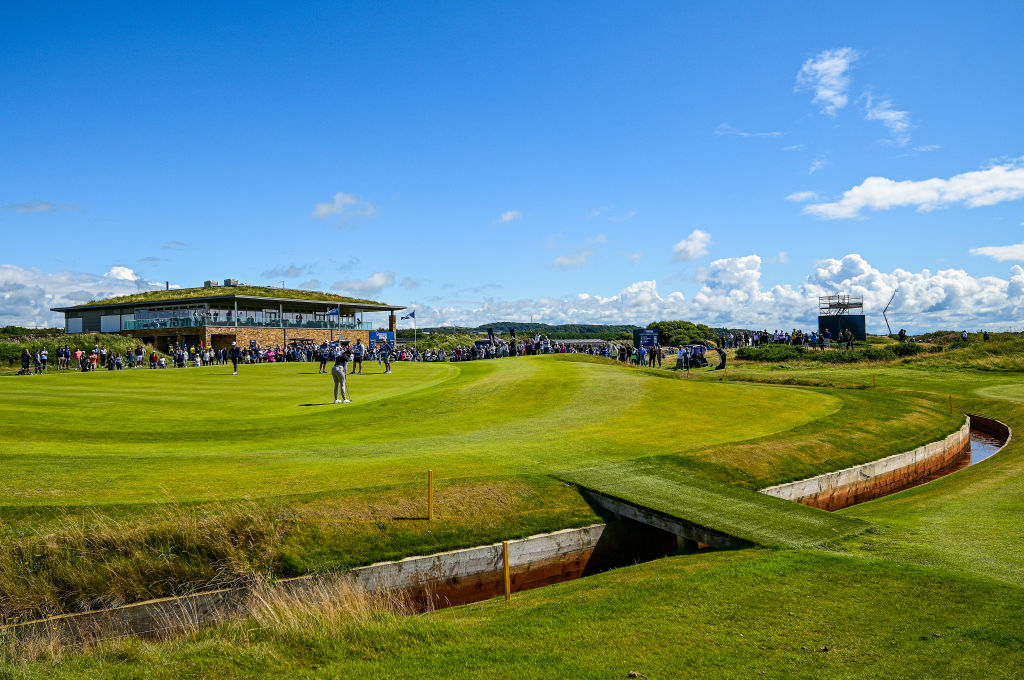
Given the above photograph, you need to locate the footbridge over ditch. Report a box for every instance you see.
[559,463,870,549]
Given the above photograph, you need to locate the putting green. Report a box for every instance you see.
[0,356,839,506]
[974,383,1024,402]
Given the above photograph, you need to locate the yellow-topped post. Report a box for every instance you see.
[503,541,511,601]
[427,469,434,521]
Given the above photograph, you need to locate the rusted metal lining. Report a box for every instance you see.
[760,415,1010,511]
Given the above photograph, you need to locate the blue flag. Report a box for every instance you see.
[401,310,415,320]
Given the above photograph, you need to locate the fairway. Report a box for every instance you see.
[0,356,840,506]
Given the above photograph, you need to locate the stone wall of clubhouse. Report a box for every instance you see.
[123,327,370,351]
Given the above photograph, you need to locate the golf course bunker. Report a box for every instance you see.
[760,414,1011,511]
[4,520,680,644]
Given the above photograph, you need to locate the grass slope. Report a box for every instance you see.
[3,352,1017,678]
[560,462,868,548]
[0,357,838,506]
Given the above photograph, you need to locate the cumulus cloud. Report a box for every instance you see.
[0,264,167,327]
[786,191,819,202]
[553,249,595,268]
[795,47,860,116]
[262,264,308,279]
[672,229,712,261]
[864,93,912,146]
[398,254,1024,333]
[590,207,636,222]
[312,192,377,221]
[804,160,1024,219]
[6,257,1022,332]
[714,123,783,138]
[970,242,1024,262]
[331,271,395,296]
[8,201,75,213]
[500,210,522,223]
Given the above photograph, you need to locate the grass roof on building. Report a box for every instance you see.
[82,285,384,307]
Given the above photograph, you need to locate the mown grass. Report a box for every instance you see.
[2,350,1021,677]
[560,462,868,547]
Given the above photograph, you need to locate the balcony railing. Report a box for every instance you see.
[122,318,372,331]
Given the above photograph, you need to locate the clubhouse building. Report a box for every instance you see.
[51,279,404,352]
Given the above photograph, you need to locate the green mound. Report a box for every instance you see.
[560,461,869,548]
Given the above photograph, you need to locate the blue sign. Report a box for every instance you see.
[633,329,659,348]
[368,331,395,349]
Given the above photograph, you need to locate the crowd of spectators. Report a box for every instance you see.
[719,328,855,350]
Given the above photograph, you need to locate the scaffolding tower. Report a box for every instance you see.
[818,294,864,316]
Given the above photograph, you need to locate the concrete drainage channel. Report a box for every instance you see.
[4,518,683,645]
[760,413,1012,511]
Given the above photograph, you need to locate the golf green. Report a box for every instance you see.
[0,356,839,506]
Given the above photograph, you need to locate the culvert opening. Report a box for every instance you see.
[387,517,687,613]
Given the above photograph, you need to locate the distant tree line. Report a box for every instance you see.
[645,320,719,347]
[397,322,641,341]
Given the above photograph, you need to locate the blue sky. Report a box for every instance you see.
[3,1,1023,331]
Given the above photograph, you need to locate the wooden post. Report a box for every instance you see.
[502,541,511,601]
[427,469,434,521]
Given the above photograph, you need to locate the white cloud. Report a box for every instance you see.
[915,144,941,153]
[864,93,911,146]
[795,47,860,116]
[785,191,818,203]
[804,159,1024,219]
[553,249,595,268]
[589,207,636,222]
[809,156,827,174]
[400,254,1024,333]
[608,210,637,223]
[8,201,75,213]
[262,264,309,279]
[298,279,321,290]
[162,241,186,250]
[714,123,783,138]
[672,229,712,261]
[587,234,608,244]
[970,242,1024,262]
[623,251,643,263]
[0,265,167,327]
[312,192,376,220]
[500,210,522,223]
[400,277,420,290]
[331,271,395,296]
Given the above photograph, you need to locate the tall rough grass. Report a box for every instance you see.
[1,575,427,664]
[0,502,293,624]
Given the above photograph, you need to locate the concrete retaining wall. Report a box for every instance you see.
[760,416,972,511]
[2,521,677,645]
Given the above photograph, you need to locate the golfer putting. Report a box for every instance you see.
[332,342,353,404]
